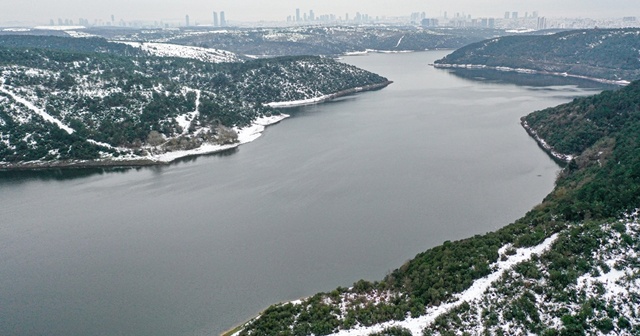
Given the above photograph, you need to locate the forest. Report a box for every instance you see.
[434,28,640,82]
[234,80,640,335]
[0,36,389,165]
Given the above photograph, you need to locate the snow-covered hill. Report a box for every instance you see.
[0,37,390,168]
[118,41,242,63]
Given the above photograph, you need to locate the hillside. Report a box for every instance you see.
[0,37,390,168]
[230,83,640,335]
[83,26,505,57]
[434,28,640,84]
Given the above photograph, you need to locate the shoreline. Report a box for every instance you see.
[222,297,307,336]
[0,114,288,172]
[520,119,573,164]
[432,63,631,86]
[265,81,393,108]
[223,234,560,336]
[0,82,392,171]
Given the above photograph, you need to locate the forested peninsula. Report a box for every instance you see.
[230,81,640,335]
[434,28,640,84]
[0,36,390,169]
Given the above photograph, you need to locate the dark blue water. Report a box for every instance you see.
[0,51,604,336]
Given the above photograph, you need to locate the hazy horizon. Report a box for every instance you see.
[0,0,639,26]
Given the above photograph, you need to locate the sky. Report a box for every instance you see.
[0,0,638,25]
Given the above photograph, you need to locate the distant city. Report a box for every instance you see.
[13,7,640,30]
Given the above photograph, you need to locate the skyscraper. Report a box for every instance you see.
[185,14,190,27]
[296,8,301,22]
[213,11,219,27]
[220,11,226,26]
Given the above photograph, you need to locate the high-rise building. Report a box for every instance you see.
[220,11,226,26]
[512,12,518,19]
[185,14,190,27]
[309,10,315,21]
[296,8,301,22]
[537,17,547,29]
[213,11,219,26]
[504,12,510,19]
[345,13,349,21]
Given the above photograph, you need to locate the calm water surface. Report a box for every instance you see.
[0,51,605,336]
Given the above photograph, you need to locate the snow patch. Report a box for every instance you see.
[115,41,241,63]
[0,82,74,134]
[148,114,289,163]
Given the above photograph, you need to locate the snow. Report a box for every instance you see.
[0,82,75,134]
[175,88,201,135]
[148,114,289,163]
[323,235,559,336]
[234,234,559,336]
[116,41,241,63]
[343,49,414,56]
[265,95,331,108]
[505,29,537,34]
[2,28,31,32]
[66,30,98,38]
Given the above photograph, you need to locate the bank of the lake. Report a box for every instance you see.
[433,63,631,86]
[0,51,607,336]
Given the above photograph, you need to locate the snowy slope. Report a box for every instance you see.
[117,41,242,63]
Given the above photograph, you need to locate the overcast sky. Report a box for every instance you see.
[1,0,638,25]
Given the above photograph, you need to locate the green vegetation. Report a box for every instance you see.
[158,26,505,56]
[237,78,640,334]
[524,81,640,221]
[435,28,640,82]
[0,36,389,164]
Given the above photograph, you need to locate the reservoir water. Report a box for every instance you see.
[0,51,606,336]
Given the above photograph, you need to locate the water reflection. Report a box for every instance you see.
[0,147,240,183]
[445,68,619,91]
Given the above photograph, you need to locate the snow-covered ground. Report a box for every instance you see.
[265,95,332,108]
[146,114,289,163]
[233,234,560,336]
[66,30,98,38]
[116,41,242,63]
[175,88,201,135]
[324,234,559,336]
[0,76,289,166]
[0,81,75,134]
[344,49,414,56]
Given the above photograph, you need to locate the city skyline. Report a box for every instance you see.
[0,0,639,26]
